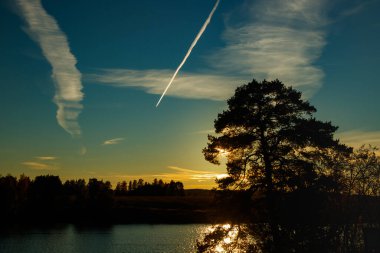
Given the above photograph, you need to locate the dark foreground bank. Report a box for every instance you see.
[1,189,222,225]
[2,190,380,226]
[1,175,380,226]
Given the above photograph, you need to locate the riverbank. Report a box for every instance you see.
[3,190,235,225]
[2,189,380,226]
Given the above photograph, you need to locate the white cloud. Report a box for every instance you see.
[21,161,57,170]
[91,0,328,100]
[36,156,57,161]
[17,0,83,136]
[89,69,243,101]
[209,0,327,98]
[103,137,125,145]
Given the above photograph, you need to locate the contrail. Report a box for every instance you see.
[156,0,220,107]
[17,0,84,136]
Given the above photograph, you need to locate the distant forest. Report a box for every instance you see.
[0,174,188,224]
[114,178,184,196]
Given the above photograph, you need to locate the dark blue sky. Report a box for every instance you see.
[0,0,379,188]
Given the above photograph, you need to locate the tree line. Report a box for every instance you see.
[0,175,184,223]
[115,178,184,196]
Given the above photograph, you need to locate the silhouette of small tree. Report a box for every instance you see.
[17,174,31,204]
[63,179,87,211]
[29,175,62,205]
[122,178,185,196]
[345,145,380,196]
[115,180,128,196]
[87,178,113,211]
[0,175,17,217]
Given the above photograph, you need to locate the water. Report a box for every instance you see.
[2,223,375,252]
[0,224,208,253]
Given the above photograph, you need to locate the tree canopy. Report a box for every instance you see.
[199,79,380,252]
[203,79,351,194]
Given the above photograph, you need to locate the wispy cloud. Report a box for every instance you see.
[157,166,228,181]
[89,69,243,101]
[339,1,373,18]
[91,0,328,101]
[21,161,57,170]
[190,129,215,135]
[79,146,87,155]
[36,156,57,161]
[84,166,227,189]
[209,0,327,97]
[103,137,125,145]
[104,166,226,182]
[337,130,380,150]
[17,0,83,136]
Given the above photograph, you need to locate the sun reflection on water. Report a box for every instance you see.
[200,223,256,253]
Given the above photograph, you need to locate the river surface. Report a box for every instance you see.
[0,224,208,253]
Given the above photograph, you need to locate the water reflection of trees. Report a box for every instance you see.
[198,222,374,253]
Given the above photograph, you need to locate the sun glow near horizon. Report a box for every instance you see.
[69,166,229,190]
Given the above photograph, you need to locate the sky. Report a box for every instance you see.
[0,0,379,189]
